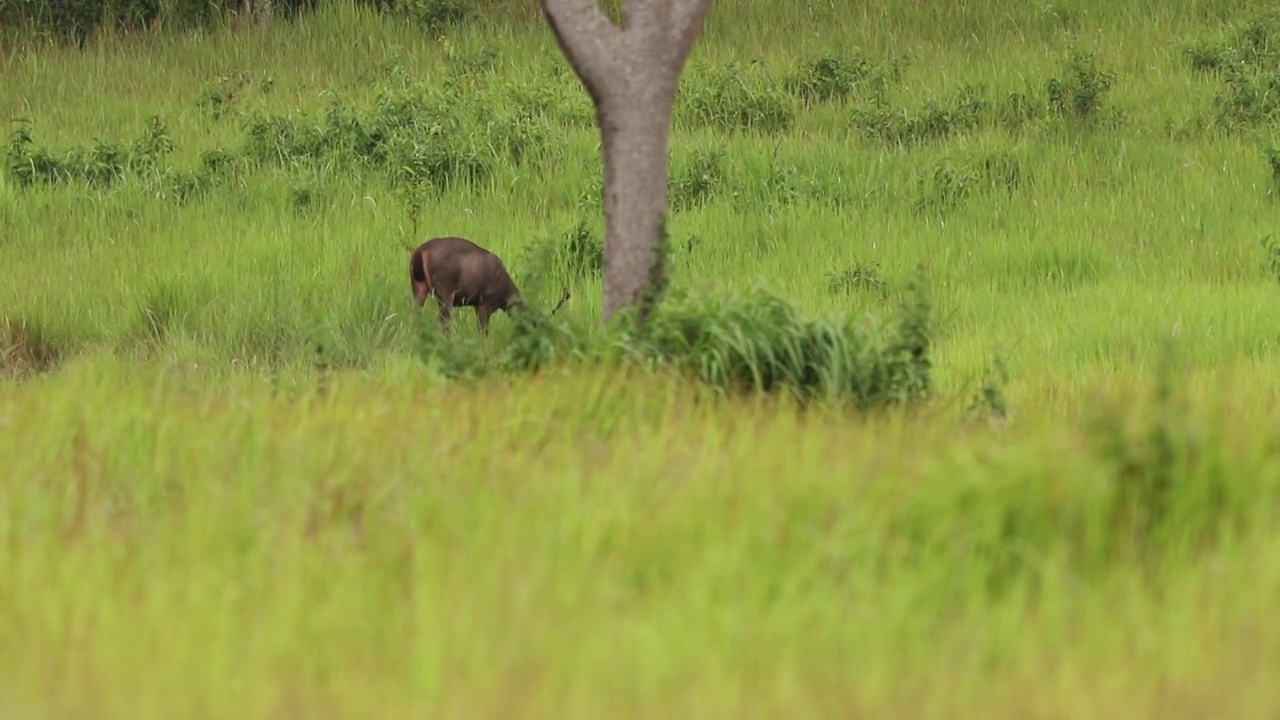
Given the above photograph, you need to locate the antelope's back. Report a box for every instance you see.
[426,236,508,301]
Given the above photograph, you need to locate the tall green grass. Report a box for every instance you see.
[3,0,1280,716]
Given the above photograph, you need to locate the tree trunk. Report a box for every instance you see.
[541,0,712,323]
[598,96,674,319]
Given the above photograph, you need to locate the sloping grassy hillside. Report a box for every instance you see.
[2,1,1280,717]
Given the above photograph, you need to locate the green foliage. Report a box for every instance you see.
[964,350,1010,423]
[913,149,1025,214]
[1268,144,1280,196]
[1044,50,1118,124]
[556,218,604,280]
[853,83,990,146]
[1184,10,1280,130]
[852,51,1120,146]
[614,271,931,410]
[783,51,898,106]
[407,262,933,412]
[196,71,273,122]
[515,217,604,297]
[677,61,796,134]
[378,0,473,29]
[670,146,727,211]
[1085,346,1236,566]
[0,0,321,46]
[5,117,174,188]
[826,261,890,298]
[1262,233,1280,285]
[164,148,246,205]
[239,73,547,192]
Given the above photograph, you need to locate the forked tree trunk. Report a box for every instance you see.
[541,0,712,322]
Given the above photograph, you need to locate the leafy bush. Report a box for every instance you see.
[412,268,934,413]
[1044,50,1117,123]
[621,275,931,410]
[1184,11,1280,129]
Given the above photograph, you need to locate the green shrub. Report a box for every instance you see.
[784,51,898,106]
[852,83,990,146]
[677,61,796,134]
[1044,50,1117,123]
[670,147,727,211]
[1185,11,1280,129]
[913,150,1026,214]
[5,117,174,188]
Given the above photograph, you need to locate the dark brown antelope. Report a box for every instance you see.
[409,236,570,335]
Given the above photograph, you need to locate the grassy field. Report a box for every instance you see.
[3,0,1280,716]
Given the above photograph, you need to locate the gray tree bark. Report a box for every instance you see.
[237,0,273,29]
[541,0,712,322]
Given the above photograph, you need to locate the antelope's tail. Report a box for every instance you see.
[550,287,571,315]
[410,248,428,284]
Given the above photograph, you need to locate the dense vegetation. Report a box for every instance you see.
[2,0,1280,716]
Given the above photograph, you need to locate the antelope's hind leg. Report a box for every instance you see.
[477,304,496,336]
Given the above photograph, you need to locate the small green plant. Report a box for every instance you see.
[196,71,255,121]
[783,51,895,106]
[290,184,322,215]
[1261,234,1280,284]
[1265,145,1280,196]
[556,218,604,280]
[1183,10,1280,130]
[615,268,932,410]
[1084,343,1226,565]
[826,261,890,297]
[914,150,1025,213]
[965,350,1010,424]
[162,148,244,205]
[852,83,990,146]
[1045,50,1116,123]
[670,146,727,211]
[1182,10,1280,130]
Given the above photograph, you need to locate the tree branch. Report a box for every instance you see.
[541,0,625,106]
[668,0,712,68]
